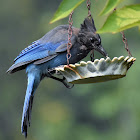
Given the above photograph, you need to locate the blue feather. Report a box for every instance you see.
[14,41,67,64]
[14,41,40,61]
[21,71,40,138]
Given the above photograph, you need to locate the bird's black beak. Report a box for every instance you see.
[93,44,108,57]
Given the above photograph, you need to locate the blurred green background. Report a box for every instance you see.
[0,0,140,140]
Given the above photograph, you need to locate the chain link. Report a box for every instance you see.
[87,0,95,61]
[120,31,132,57]
[66,11,74,65]
[87,0,91,17]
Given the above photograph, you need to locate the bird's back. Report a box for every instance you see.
[7,25,79,74]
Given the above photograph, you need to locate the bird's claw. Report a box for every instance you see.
[62,77,74,89]
[48,74,74,89]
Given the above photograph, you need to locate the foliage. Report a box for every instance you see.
[51,0,140,33]
[50,0,85,23]
[99,0,124,15]
[98,4,140,33]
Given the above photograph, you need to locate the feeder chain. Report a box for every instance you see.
[120,31,132,57]
[90,50,94,62]
[87,0,91,17]
[87,0,94,61]
[113,8,132,57]
[67,11,74,65]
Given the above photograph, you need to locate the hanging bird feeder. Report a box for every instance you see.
[54,1,136,85]
[55,56,136,84]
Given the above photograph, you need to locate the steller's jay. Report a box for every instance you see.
[7,16,108,138]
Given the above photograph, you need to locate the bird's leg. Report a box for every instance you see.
[49,75,74,89]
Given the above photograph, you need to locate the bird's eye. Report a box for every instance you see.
[90,38,95,43]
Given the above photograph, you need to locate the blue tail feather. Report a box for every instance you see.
[21,73,40,138]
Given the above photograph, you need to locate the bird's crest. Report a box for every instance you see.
[80,16,96,33]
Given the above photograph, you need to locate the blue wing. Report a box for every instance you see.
[7,25,79,74]
[15,41,66,64]
[7,40,67,73]
[14,41,40,62]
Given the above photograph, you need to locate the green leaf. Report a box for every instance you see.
[100,0,124,16]
[97,4,140,34]
[50,0,85,24]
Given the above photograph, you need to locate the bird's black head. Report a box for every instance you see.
[78,16,108,57]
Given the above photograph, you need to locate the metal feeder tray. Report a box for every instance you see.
[55,56,136,84]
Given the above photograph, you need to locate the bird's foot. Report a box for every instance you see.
[49,75,74,89]
[61,77,74,89]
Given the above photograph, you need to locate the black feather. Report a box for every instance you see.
[80,16,96,32]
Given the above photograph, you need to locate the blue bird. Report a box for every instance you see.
[7,17,108,138]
